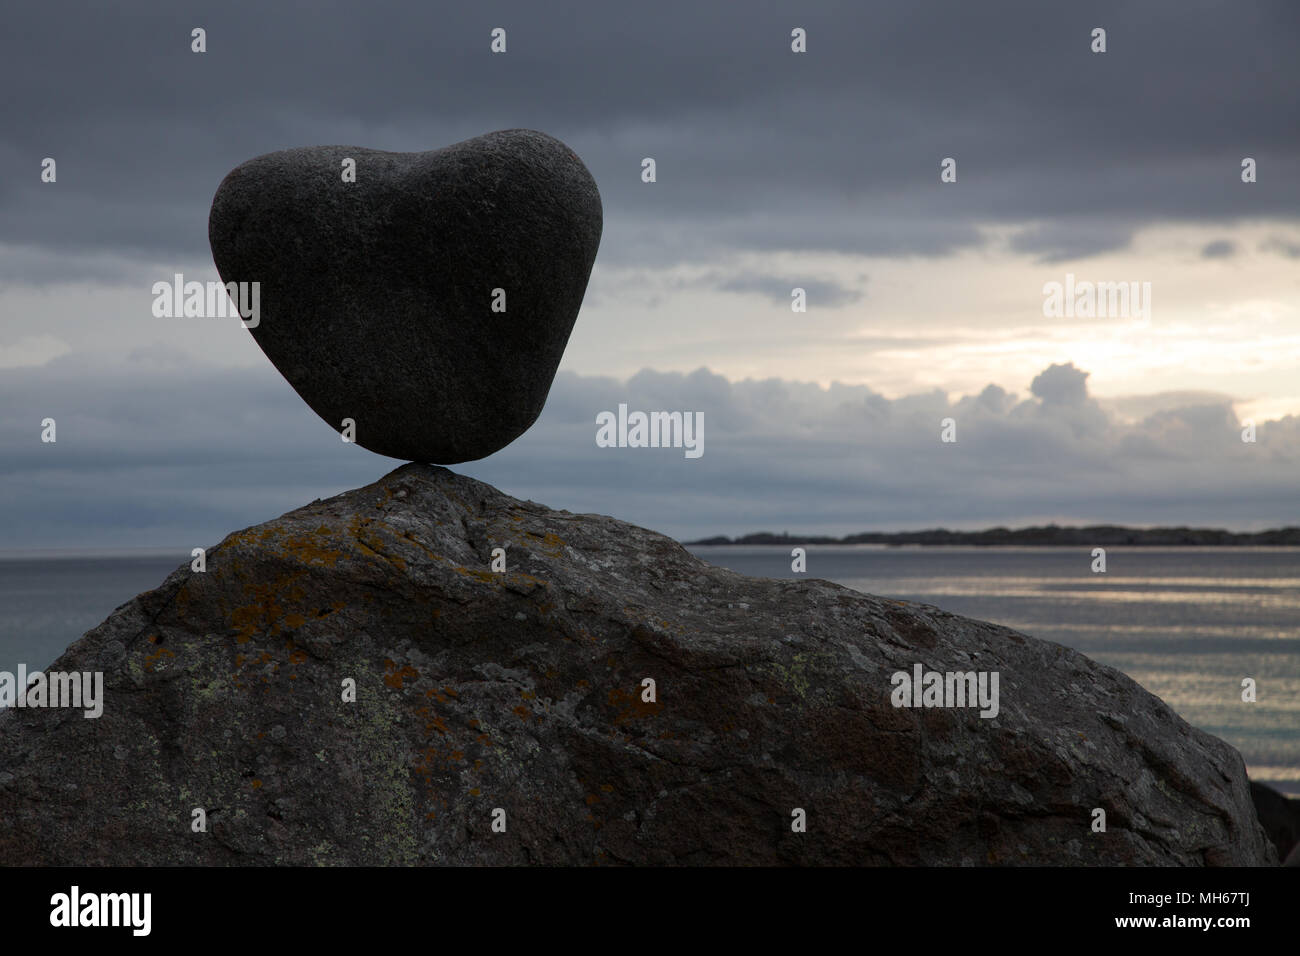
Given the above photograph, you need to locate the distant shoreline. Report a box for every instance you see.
[687,525,1300,547]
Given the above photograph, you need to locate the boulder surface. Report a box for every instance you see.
[0,465,1276,865]
[1250,780,1300,861]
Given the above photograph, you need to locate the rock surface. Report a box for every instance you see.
[0,465,1276,865]
[208,129,602,464]
[1250,781,1300,861]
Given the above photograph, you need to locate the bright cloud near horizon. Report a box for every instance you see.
[2,0,1298,548]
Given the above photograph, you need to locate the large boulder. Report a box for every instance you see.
[0,465,1276,865]
[1250,781,1300,861]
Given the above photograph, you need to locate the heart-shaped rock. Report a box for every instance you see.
[208,129,602,463]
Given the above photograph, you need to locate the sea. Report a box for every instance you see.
[688,545,1300,795]
[2,546,1296,793]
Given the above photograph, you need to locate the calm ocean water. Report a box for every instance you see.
[689,545,1300,794]
[0,551,185,681]
[3,547,1297,792]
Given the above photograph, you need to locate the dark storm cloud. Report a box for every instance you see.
[710,271,863,307]
[1201,239,1237,258]
[2,0,1297,276]
[1008,221,1135,263]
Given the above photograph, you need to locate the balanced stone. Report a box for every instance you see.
[208,129,602,463]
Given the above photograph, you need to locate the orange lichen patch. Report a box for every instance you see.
[223,527,280,550]
[382,660,419,690]
[229,570,308,643]
[520,689,535,700]
[448,750,464,762]
[512,705,532,721]
[280,527,343,567]
[442,687,458,698]
[251,780,263,789]
[425,811,437,820]
[428,716,449,735]
[348,516,407,571]
[453,566,497,584]
[412,745,440,780]
[283,612,307,630]
[526,531,566,555]
[226,524,343,570]
[143,646,175,672]
[607,686,663,724]
[600,784,614,793]
[468,719,480,729]
[475,733,491,746]
[469,788,481,797]
[396,528,442,564]
[585,794,600,805]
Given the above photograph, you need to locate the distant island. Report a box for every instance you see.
[686,524,1300,547]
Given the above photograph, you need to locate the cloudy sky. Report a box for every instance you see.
[2,0,1298,548]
